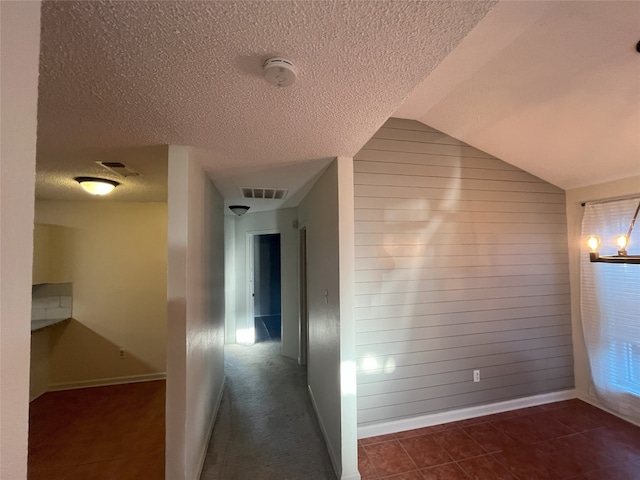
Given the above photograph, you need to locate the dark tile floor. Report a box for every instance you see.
[28,381,165,480]
[359,399,640,480]
[28,386,640,480]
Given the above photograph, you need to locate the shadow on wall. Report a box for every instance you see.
[47,319,159,389]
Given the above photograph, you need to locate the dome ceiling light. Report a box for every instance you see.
[75,177,120,196]
[229,205,250,216]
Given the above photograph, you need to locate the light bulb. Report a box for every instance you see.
[587,235,600,253]
[80,181,116,195]
[616,234,628,253]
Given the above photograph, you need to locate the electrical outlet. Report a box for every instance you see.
[119,348,125,359]
[473,369,480,382]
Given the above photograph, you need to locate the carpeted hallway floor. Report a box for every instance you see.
[200,341,337,480]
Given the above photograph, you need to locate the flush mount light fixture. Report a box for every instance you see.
[75,177,120,196]
[587,199,640,264]
[229,205,250,216]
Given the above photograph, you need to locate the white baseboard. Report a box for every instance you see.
[358,389,577,439]
[194,376,226,480]
[308,385,341,479]
[47,372,166,392]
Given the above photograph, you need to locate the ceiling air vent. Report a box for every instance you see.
[240,187,288,200]
[96,161,141,178]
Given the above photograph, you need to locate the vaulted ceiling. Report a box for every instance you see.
[35,1,639,208]
[396,1,640,190]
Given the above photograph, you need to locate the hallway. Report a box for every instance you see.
[200,341,336,479]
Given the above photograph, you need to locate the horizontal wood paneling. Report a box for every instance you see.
[355,221,567,235]
[355,149,521,171]
[355,233,568,247]
[355,185,565,204]
[354,158,545,183]
[355,274,570,295]
[356,325,572,356]
[357,345,574,384]
[355,244,569,258]
[373,127,467,146]
[354,263,570,282]
[357,356,574,397]
[356,316,570,345]
[358,335,572,370]
[356,284,571,307]
[358,366,574,410]
[358,374,575,425]
[355,172,562,194]
[355,209,568,224]
[382,118,440,132]
[354,119,572,428]
[357,304,571,333]
[359,377,574,425]
[361,138,495,159]
[354,254,567,271]
[355,197,567,214]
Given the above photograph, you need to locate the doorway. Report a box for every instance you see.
[251,233,282,343]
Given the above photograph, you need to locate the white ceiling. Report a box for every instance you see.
[395,1,640,190]
[35,0,640,208]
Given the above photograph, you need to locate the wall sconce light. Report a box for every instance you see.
[587,200,640,264]
[229,205,250,216]
[75,177,119,196]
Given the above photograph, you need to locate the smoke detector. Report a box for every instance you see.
[263,57,297,87]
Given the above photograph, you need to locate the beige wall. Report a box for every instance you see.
[166,146,225,480]
[32,224,51,285]
[566,176,640,402]
[29,330,50,401]
[0,2,41,478]
[34,201,168,388]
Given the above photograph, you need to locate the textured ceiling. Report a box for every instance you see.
[35,146,168,202]
[395,1,640,190]
[36,0,496,205]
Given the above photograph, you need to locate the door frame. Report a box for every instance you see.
[243,229,280,346]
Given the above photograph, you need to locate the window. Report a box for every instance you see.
[581,197,640,419]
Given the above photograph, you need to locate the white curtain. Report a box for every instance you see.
[581,197,640,421]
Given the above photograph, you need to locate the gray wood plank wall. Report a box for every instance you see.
[354,118,573,428]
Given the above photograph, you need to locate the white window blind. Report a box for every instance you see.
[581,197,640,421]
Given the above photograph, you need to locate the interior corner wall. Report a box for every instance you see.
[298,159,351,478]
[231,208,299,360]
[354,119,573,430]
[0,1,41,478]
[34,202,168,388]
[336,157,360,480]
[565,176,640,402]
[166,146,225,480]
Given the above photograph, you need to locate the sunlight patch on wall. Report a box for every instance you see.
[341,360,357,396]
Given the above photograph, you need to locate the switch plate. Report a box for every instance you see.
[473,370,480,382]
